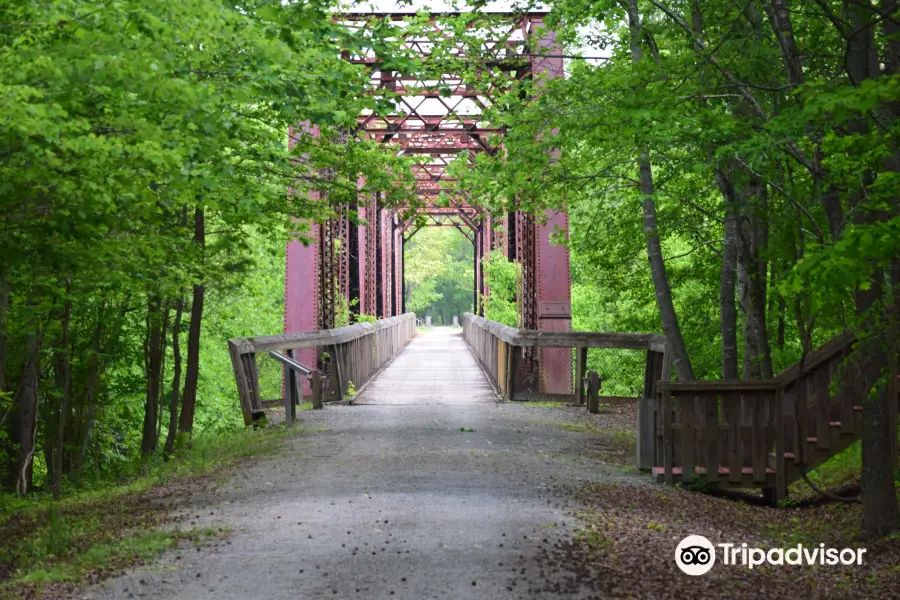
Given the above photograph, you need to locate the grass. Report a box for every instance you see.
[2,424,295,522]
[0,423,306,598]
[787,429,900,501]
[15,527,219,587]
[510,400,569,408]
[789,441,862,499]
[556,422,598,433]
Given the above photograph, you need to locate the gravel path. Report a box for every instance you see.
[78,330,647,599]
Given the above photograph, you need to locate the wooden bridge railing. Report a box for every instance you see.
[657,332,866,500]
[228,313,417,426]
[461,313,670,469]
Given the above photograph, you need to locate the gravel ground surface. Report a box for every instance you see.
[76,401,646,600]
[73,329,899,599]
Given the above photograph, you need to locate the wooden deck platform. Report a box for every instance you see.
[354,327,497,405]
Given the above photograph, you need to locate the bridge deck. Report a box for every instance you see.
[354,326,496,405]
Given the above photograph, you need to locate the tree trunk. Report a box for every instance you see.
[164,298,184,455]
[141,294,165,457]
[178,206,205,446]
[156,305,170,446]
[716,169,739,379]
[0,269,7,394]
[71,306,104,475]
[738,262,761,380]
[627,0,694,381]
[857,275,898,538]
[8,332,42,495]
[776,293,786,349]
[844,0,900,538]
[736,182,773,379]
[50,290,71,498]
[0,270,9,476]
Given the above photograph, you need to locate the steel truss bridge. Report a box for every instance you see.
[284,11,572,393]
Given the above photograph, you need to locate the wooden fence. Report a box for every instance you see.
[228,313,417,426]
[656,332,874,500]
[461,313,670,469]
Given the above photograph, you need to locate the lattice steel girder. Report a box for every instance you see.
[358,115,497,131]
[339,12,549,65]
[285,122,321,340]
[285,11,571,363]
[531,20,571,394]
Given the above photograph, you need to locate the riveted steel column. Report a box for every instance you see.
[532,19,572,395]
[285,122,322,338]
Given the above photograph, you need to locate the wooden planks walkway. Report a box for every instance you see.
[354,326,497,405]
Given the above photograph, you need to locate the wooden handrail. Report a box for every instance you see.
[659,331,856,393]
[229,313,417,426]
[660,380,781,392]
[462,313,670,470]
[655,330,862,500]
[229,313,416,354]
[462,313,667,352]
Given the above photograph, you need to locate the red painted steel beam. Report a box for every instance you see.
[285,122,321,338]
[530,18,572,395]
[286,12,570,355]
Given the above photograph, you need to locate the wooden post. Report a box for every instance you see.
[636,397,655,470]
[575,347,587,405]
[774,385,787,502]
[637,349,662,469]
[244,352,261,412]
[288,349,303,409]
[679,394,696,485]
[497,340,508,398]
[586,371,601,414]
[725,392,743,484]
[332,343,345,401]
[228,340,255,427]
[285,366,296,429]
[311,371,323,409]
[662,387,674,484]
[703,393,719,484]
[506,343,515,401]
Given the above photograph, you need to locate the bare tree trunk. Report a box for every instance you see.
[71,305,104,475]
[738,262,761,380]
[0,269,7,394]
[141,295,164,457]
[776,293,786,349]
[8,332,42,495]
[0,271,9,482]
[156,305,170,446]
[50,289,71,498]
[716,169,739,379]
[627,0,694,381]
[844,0,900,538]
[178,206,205,445]
[735,184,773,379]
[164,298,183,455]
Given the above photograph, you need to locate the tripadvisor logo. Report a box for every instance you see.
[674,535,867,576]
[675,535,716,576]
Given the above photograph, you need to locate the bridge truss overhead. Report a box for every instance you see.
[285,11,573,396]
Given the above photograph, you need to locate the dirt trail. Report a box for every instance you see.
[78,331,645,599]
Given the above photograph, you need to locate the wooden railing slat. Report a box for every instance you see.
[663,388,674,484]
[775,386,787,500]
[724,392,743,484]
[816,366,831,451]
[704,393,719,483]
[751,392,767,483]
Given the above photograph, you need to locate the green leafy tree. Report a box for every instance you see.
[404,227,474,324]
